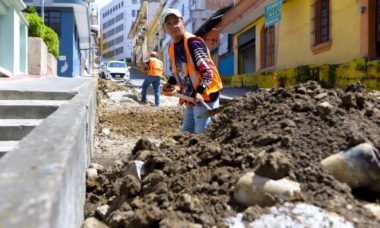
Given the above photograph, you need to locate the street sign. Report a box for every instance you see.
[265,0,283,28]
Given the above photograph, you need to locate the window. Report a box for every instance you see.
[132,10,136,17]
[261,25,275,69]
[132,0,138,4]
[44,11,61,36]
[311,0,331,53]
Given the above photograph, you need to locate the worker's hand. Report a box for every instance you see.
[194,92,204,104]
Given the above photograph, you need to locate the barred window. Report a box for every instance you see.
[312,0,330,46]
[261,25,275,69]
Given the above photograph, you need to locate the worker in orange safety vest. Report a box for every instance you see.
[160,8,223,133]
[141,51,164,106]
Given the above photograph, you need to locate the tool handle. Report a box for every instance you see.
[199,100,212,110]
[173,93,212,110]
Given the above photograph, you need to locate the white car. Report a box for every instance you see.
[104,61,130,81]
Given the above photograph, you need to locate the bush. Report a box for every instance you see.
[24,13,45,38]
[43,27,59,58]
[24,7,59,58]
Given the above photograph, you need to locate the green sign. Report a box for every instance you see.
[265,0,283,28]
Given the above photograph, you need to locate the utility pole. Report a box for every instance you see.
[41,0,45,22]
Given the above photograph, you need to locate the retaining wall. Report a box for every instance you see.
[0,79,96,228]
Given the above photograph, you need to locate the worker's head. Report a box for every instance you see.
[161,8,184,42]
[149,51,158,57]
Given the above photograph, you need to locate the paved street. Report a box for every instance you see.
[128,68,253,99]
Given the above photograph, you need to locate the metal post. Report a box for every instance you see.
[41,0,45,22]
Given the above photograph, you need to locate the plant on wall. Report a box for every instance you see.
[24,6,59,58]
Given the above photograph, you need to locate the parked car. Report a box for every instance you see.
[104,61,130,81]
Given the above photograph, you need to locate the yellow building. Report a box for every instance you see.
[128,0,148,68]
[145,1,163,60]
[221,0,380,89]
[129,0,163,70]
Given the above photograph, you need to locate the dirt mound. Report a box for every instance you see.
[98,78,128,98]
[86,81,380,227]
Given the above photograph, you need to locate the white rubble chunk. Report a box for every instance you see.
[233,172,301,207]
[364,203,380,220]
[102,128,110,136]
[96,205,110,220]
[226,203,354,228]
[82,217,109,228]
[124,160,145,180]
[89,163,105,173]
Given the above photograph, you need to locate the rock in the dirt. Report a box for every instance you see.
[82,217,109,228]
[364,203,380,220]
[321,143,380,189]
[316,101,334,118]
[254,151,291,180]
[314,92,328,100]
[102,128,110,136]
[120,175,141,196]
[86,168,98,187]
[89,163,105,173]
[96,205,110,220]
[233,172,301,207]
[124,160,145,180]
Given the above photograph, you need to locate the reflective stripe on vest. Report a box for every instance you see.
[168,32,222,101]
[148,57,163,76]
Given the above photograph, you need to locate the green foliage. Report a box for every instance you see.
[27,6,37,14]
[43,27,59,58]
[24,13,45,38]
[24,11,59,58]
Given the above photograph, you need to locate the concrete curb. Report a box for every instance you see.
[0,79,96,228]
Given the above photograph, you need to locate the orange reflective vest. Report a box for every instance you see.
[148,57,163,77]
[168,32,222,102]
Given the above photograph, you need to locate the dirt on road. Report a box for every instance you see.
[84,79,380,227]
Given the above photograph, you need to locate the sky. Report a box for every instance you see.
[93,0,112,9]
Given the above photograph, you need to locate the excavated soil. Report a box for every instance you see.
[85,79,380,227]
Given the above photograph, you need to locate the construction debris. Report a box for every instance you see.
[85,80,380,227]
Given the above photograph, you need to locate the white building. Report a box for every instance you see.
[100,0,142,62]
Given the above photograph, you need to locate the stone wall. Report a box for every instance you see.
[28,37,57,76]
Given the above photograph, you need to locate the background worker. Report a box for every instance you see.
[141,51,164,107]
[160,8,223,133]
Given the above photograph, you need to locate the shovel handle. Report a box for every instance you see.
[199,100,212,111]
[173,93,212,110]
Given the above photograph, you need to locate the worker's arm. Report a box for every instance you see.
[188,37,214,102]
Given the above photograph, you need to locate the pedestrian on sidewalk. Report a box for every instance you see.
[160,8,223,133]
[141,51,164,106]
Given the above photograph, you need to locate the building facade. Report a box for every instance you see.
[25,0,91,77]
[219,0,376,75]
[128,0,161,68]
[100,0,142,62]
[0,0,28,77]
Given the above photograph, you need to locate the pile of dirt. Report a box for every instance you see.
[85,81,380,227]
